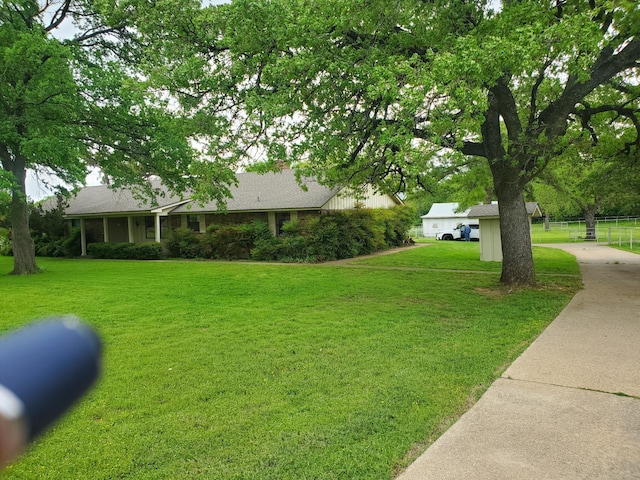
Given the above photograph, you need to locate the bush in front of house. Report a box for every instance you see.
[165,227,203,258]
[88,242,162,260]
[165,208,414,262]
[248,236,281,261]
[34,228,82,258]
[251,206,415,262]
[376,206,416,247]
[203,221,272,260]
[125,243,163,260]
[166,221,272,260]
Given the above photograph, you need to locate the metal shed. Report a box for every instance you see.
[467,203,542,262]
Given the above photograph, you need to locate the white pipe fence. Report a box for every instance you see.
[548,216,640,230]
[607,227,638,249]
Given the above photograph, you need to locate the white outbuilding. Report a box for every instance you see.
[467,202,542,262]
[421,202,479,237]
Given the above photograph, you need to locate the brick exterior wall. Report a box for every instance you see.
[203,212,269,227]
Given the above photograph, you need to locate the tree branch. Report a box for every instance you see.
[73,25,128,44]
[528,59,553,131]
[460,141,486,157]
[538,38,640,140]
[45,0,71,32]
[575,104,640,153]
[491,75,522,143]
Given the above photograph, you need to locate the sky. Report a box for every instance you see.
[27,0,231,201]
[27,0,497,200]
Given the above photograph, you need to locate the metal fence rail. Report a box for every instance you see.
[606,227,640,250]
[568,228,601,242]
[547,217,640,230]
[409,226,425,239]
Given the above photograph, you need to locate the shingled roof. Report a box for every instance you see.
[172,170,339,213]
[64,181,186,216]
[467,202,542,218]
[63,170,341,216]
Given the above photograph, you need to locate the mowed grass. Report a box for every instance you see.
[356,241,581,276]
[0,244,581,479]
[530,219,640,244]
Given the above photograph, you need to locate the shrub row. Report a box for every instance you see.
[165,221,272,260]
[87,242,162,260]
[0,228,83,258]
[164,206,415,263]
[252,206,415,262]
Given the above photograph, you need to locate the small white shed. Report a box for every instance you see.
[421,203,479,237]
[467,202,542,262]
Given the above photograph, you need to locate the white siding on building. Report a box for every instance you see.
[421,202,475,237]
[322,186,399,210]
[479,218,502,262]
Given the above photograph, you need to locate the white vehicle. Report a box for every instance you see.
[436,223,480,241]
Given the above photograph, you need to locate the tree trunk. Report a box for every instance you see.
[8,156,38,275]
[584,204,597,241]
[490,162,536,286]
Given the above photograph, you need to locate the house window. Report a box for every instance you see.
[187,215,200,232]
[276,212,291,236]
[144,216,155,239]
[160,217,169,239]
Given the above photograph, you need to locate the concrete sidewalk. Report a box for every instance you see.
[397,244,640,479]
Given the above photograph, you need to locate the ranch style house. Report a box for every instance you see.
[63,169,403,256]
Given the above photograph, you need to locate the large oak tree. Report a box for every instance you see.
[162,0,640,285]
[0,0,235,274]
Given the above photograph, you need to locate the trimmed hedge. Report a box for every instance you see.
[252,206,415,262]
[164,207,415,263]
[88,242,162,260]
[165,221,272,260]
[164,228,202,259]
[202,221,272,260]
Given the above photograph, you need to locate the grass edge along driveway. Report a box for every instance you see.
[0,243,580,479]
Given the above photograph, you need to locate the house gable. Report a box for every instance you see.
[321,184,401,210]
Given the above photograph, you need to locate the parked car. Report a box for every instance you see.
[436,223,480,241]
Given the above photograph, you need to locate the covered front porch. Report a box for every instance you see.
[76,213,170,256]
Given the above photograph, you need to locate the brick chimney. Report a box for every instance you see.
[275,160,290,170]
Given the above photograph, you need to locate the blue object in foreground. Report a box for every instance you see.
[0,318,102,441]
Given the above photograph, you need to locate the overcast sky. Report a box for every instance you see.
[28,0,232,200]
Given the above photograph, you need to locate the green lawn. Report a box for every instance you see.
[354,242,581,276]
[0,244,581,479]
[530,219,640,245]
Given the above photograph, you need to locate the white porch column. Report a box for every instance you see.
[155,214,161,243]
[268,212,277,236]
[103,218,109,243]
[80,218,87,256]
[127,216,134,243]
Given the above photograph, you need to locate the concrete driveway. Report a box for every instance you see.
[397,244,640,479]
